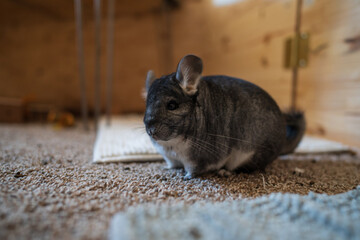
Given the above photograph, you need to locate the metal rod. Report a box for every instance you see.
[106,0,115,126]
[74,0,89,131]
[94,0,101,131]
[291,0,303,111]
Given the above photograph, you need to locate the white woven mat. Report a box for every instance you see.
[93,115,162,163]
[296,135,352,154]
[93,115,354,163]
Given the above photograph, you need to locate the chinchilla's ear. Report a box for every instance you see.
[146,70,156,91]
[176,54,203,95]
[142,70,156,99]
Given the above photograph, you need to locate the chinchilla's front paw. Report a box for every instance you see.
[184,172,195,180]
[183,167,200,180]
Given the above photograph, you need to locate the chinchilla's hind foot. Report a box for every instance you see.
[217,169,233,177]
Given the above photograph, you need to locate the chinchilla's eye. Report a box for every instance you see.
[167,100,179,111]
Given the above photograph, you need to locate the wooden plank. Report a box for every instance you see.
[171,0,296,109]
[298,0,360,146]
[0,0,162,24]
[0,97,24,123]
[0,1,161,114]
[0,0,295,114]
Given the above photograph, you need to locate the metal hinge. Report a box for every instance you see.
[284,33,310,69]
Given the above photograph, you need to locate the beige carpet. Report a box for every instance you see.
[0,123,359,240]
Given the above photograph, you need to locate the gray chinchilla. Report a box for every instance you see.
[144,54,305,179]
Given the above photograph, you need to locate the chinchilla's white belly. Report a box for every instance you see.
[224,149,255,171]
[204,149,255,172]
[153,137,191,165]
[154,137,255,172]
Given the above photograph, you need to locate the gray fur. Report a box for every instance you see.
[144,55,305,179]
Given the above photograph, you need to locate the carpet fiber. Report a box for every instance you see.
[0,124,359,240]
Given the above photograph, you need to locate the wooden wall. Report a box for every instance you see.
[0,0,294,114]
[297,0,360,146]
[0,0,162,113]
[1,0,359,146]
[171,0,296,109]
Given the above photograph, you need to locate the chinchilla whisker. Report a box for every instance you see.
[197,141,224,158]
[192,142,222,159]
[194,136,229,150]
[190,137,229,155]
[187,139,212,155]
[132,126,146,133]
[206,133,273,151]
[193,141,225,157]
[187,139,222,159]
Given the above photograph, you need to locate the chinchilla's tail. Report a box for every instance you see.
[280,111,306,155]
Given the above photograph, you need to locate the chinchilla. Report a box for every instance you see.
[144,54,305,179]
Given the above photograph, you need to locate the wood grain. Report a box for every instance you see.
[0,0,295,114]
[2,0,359,147]
[0,0,162,114]
[172,0,296,109]
[298,0,360,146]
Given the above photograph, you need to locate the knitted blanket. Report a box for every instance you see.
[109,187,360,240]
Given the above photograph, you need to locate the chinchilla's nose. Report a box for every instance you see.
[144,114,155,127]
[148,127,155,136]
[144,116,157,136]
[146,125,159,139]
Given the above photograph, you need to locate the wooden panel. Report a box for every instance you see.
[0,0,295,115]
[298,0,360,146]
[0,0,162,24]
[171,0,296,109]
[0,0,162,114]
